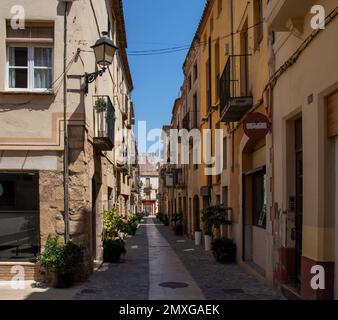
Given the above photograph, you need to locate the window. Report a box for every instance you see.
[254,0,264,49]
[214,39,220,101]
[210,15,214,34]
[193,93,198,128]
[193,63,198,81]
[188,74,192,91]
[0,173,40,261]
[217,0,223,16]
[6,24,54,91]
[222,186,229,207]
[223,137,227,170]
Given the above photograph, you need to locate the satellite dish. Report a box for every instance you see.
[0,183,3,197]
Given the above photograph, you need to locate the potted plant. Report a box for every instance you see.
[163,215,169,226]
[103,238,126,263]
[37,236,84,288]
[171,212,183,236]
[124,215,140,236]
[211,238,237,264]
[202,207,214,251]
[194,228,202,246]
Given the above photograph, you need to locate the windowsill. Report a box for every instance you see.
[0,90,55,95]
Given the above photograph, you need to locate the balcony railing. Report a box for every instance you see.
[220,55,253,122]
[93,95,115,151]
[267,0,315,31]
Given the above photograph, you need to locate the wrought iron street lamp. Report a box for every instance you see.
[84,31,118,93]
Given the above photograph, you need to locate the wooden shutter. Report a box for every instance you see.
[328,91,338,137]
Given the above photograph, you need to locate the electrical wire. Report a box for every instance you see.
[127,20,264,56]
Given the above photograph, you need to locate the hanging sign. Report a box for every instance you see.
[243,112,270,140]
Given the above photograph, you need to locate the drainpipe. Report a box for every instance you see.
[63,2,70,243]
[208,37,212,205]
[229,0,235,173]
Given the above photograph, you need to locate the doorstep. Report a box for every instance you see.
[280,284,302,300]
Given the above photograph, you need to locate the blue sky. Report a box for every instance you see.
[123,0,205,152]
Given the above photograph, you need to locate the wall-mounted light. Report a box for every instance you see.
[84,31,118,93]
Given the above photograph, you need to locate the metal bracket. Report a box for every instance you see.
[84,67,106,94]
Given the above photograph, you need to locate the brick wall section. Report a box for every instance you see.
[0,264,43,281]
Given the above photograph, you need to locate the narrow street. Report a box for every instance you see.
[7,217,281,300]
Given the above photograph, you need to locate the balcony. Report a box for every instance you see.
[220,55,253,123]
[93,95,115,151]
[143,183,152,192]
[267,0,315,31]
[122,95,129,121]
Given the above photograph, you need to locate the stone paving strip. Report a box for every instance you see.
[154,218,282,300]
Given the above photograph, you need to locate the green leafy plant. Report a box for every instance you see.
[202,205,232,236]
[37,236,84,288]
[171,212,183,235]
[103,238,126,263]
[211,238,237,264]
[124,215,140,235]
[102,209,125,238]
[94,97,107,112]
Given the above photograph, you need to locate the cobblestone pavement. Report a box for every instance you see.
[2,217,282,300]
[154,219,282,300]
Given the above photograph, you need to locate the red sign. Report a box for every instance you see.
[243,113,270,140]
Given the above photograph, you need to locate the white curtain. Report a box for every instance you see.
[34,48,52,88]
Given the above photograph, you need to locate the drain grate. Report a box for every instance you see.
[80,288,100,294]
[223,288,245,294]
[159,282,189,289]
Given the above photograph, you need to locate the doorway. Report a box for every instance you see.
[91,178,97,260]
[294,118,303,286]
[193,195,200,231]
[335,136,338,299]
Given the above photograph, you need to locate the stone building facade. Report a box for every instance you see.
[0,0,138,280]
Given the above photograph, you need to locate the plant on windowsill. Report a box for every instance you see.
[37,236,84,288]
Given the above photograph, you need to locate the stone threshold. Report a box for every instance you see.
[0,262,36,266]
[280,284,302,300]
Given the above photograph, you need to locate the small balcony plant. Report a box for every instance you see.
[94,97,108,112]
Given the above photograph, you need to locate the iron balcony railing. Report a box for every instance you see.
[93,95,115,151]
[220,54,253,122]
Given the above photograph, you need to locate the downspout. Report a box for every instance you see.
[208,37,212,205]
[63,2,69,242]
[229,0,235,173]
